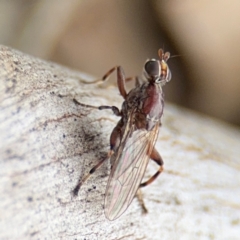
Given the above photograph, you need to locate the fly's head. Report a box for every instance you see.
[143,48,171,85]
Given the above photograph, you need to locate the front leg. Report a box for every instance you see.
[79,66,128,101]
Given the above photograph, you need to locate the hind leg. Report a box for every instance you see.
[140,147,164,188]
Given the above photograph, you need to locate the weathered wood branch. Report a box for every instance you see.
[0,45,239,240]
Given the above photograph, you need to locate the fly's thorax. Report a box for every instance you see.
[124,84,143,110]
[142,83,164,130]
[123,82,164,131]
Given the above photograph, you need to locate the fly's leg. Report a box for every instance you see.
[136,147,163,213]
[74,66,127,109]
[73,98,99,109]
[125,76,142,87]
[80,65,143,100]
[73,67,125,195]
[109,120,123,152]
[101,66,134,100]
[140,147,164,187]
[102,66,118,81]
[99,106,121,116]
[72,119,121,196]
[73,98,121,117]
[136,189,148,214]
[72,150,114,196]
[116,66,127,99]
[80,66,119,84]
[72,120,122,196]
[134,76,142,87]
[80,65,138,100]
[81,66,125,89]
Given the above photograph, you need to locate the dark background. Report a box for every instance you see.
[1,0,240,126]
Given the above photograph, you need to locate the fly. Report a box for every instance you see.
[73,49,172,221]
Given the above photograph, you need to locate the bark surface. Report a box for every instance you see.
[0,45,239,240]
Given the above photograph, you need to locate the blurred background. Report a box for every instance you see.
[1,0,240,126]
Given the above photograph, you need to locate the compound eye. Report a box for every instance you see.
[144,60,160,78]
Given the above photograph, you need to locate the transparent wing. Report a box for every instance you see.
[104,114,159,220]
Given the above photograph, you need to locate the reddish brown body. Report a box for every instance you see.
[73,49,171,220]
[110,82,164,150]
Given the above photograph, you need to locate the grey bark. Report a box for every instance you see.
[0,45,239,240]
